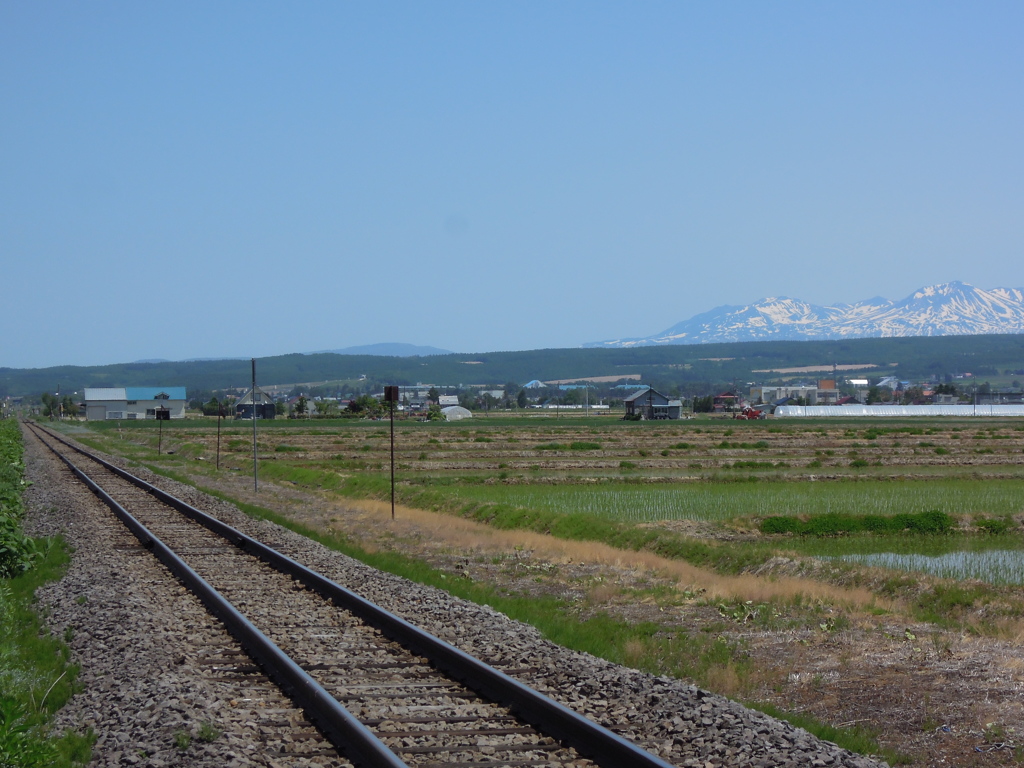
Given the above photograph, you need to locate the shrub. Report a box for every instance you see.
[728,461,787,470]
[975,517,1013,535]
[760,510,953,537]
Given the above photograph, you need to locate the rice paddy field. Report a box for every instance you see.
[447,478,1024,522]
[71,413,1024,586]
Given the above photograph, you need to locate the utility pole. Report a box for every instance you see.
[252,358,258,493]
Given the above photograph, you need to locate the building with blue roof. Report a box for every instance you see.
[83,387,187,421]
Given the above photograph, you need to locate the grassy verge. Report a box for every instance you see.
[0,420,92,766]
[1,542,93,767]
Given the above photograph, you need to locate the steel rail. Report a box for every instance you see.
[33,425,408,768]
[31,423,679,768]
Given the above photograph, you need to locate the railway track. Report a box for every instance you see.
[27,422,677,768]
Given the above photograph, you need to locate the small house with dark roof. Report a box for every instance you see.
[235,386,276,420]
[624,387,683,419]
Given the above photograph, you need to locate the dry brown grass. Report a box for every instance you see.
[338,498,890,613]
[622,639,647,667]
[998,656,1024,679]
[703,664,744,697]
[586,582,622,604]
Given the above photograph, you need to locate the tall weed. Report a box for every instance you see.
[0,420,41,578]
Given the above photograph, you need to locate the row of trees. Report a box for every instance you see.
[39,393,78,418]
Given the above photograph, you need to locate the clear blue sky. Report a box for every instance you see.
[3,3,1022,368]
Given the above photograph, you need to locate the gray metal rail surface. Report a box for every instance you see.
[33,424,407,768]
[31,423,679,768]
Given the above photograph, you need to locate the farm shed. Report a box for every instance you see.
[235,386,276,420]
[84,387,187,421]
[624,388,683,419]
[776,404,1024,417]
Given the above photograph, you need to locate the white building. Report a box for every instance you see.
[83,387,187,421]
[777,404,1024,417]
[751,379,841,406]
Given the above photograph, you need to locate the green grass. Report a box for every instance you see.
[759,510,953,536]
[0,420,42,578]
[1,540,93,767]
[747,702,909,765]
[785,532,1024,558]
[444,477,1024,523]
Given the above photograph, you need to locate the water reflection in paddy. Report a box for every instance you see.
[830,549,1024,586]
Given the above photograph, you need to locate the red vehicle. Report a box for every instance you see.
[733,406,766,420]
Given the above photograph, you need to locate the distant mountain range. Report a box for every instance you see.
[310,343,452,357]
[131,344,451,365]
[586,282,1024,348]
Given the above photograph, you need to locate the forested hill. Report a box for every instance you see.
[4,333,1024,399]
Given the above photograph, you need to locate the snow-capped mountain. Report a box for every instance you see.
[586,282,1024,348]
